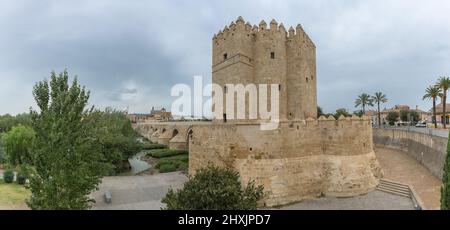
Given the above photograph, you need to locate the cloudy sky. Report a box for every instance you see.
[1,0,449,115]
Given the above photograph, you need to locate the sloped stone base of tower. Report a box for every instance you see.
[232,151,381,206]
[188,117,383,207]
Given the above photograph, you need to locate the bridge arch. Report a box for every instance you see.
[186,127,194,142]
[172,129,179,138]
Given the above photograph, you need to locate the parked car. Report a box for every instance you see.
[395,121,411,126]
[415,121,427,128]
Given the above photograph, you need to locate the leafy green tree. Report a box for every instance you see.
[87,108,141,174]
[437,76,450,128]
[26,70,109,210]
[423,85,442,128]
[400,110,409,122]
[162,165,264,210]
[0,114,14,133]
[317,106,324,118]
[372,92,388,128]
[442,135,450,210]
[333,108,350,119]
[399,110,420,123]
[0,134,5,165]
[0,113,32,133]
[353,110,364,117]
[355,93,374,114]
[1,125,35,166]
[386,111,400,126]
[409,110,420,122]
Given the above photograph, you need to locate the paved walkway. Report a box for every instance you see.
[375,147,441,210]
[277,190,414,210]
[90,172,188,210]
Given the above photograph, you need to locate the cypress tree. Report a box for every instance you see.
[441,132,450,210]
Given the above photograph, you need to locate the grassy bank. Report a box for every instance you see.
[0,180,30,210]
[140,143,167,150]
[146,149,189,173]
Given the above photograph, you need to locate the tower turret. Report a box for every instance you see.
[212,18,317,122]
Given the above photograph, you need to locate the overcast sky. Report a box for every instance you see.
[1,0,450,115]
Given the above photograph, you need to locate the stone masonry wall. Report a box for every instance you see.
[212,17,317,121]
[373,128,447,179]
[189,117,382,207]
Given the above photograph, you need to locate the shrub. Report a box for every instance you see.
[156,154,188,172]
[178,162,188,171]
[159,163,177,173]
[158,154,188,164]
[141,143,167,150]
[16,172,27,185]
[3,170,14,183]
[149,149,188,158]
[161,165,264,210]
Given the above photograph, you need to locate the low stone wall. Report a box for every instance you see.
[189,118,383,207]
[373,128,447,179]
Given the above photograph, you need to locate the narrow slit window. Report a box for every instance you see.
[278,84,281,91]
[223,53,228,60]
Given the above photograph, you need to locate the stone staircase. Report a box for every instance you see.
[377,179,424,210]
[377,179,411,198]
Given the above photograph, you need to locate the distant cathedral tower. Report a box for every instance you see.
[212,16,317,121]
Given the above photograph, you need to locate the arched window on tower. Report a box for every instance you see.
[270,52,275,59]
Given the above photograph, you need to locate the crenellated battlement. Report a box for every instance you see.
[213,17,315,48]
[212,17,318,121]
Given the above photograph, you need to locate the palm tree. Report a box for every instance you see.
[355,93,374,114]
[423,85,442,129]
[437,76,450,129]
[372,92,388,128]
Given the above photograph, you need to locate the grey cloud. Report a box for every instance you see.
[120,88,138,95]
[1,0,450,114]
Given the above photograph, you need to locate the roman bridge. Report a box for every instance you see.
[134,121,210,150]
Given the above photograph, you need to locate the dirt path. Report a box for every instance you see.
[375,147,441,210]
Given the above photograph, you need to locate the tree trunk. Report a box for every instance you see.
[445,91,447,129]
[433,98,437,129]
[377,102,381,128]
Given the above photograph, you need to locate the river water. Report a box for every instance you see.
[127,151,151,175]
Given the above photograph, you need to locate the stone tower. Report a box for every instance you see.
[212,16,317,121]
[137,18,382,206]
